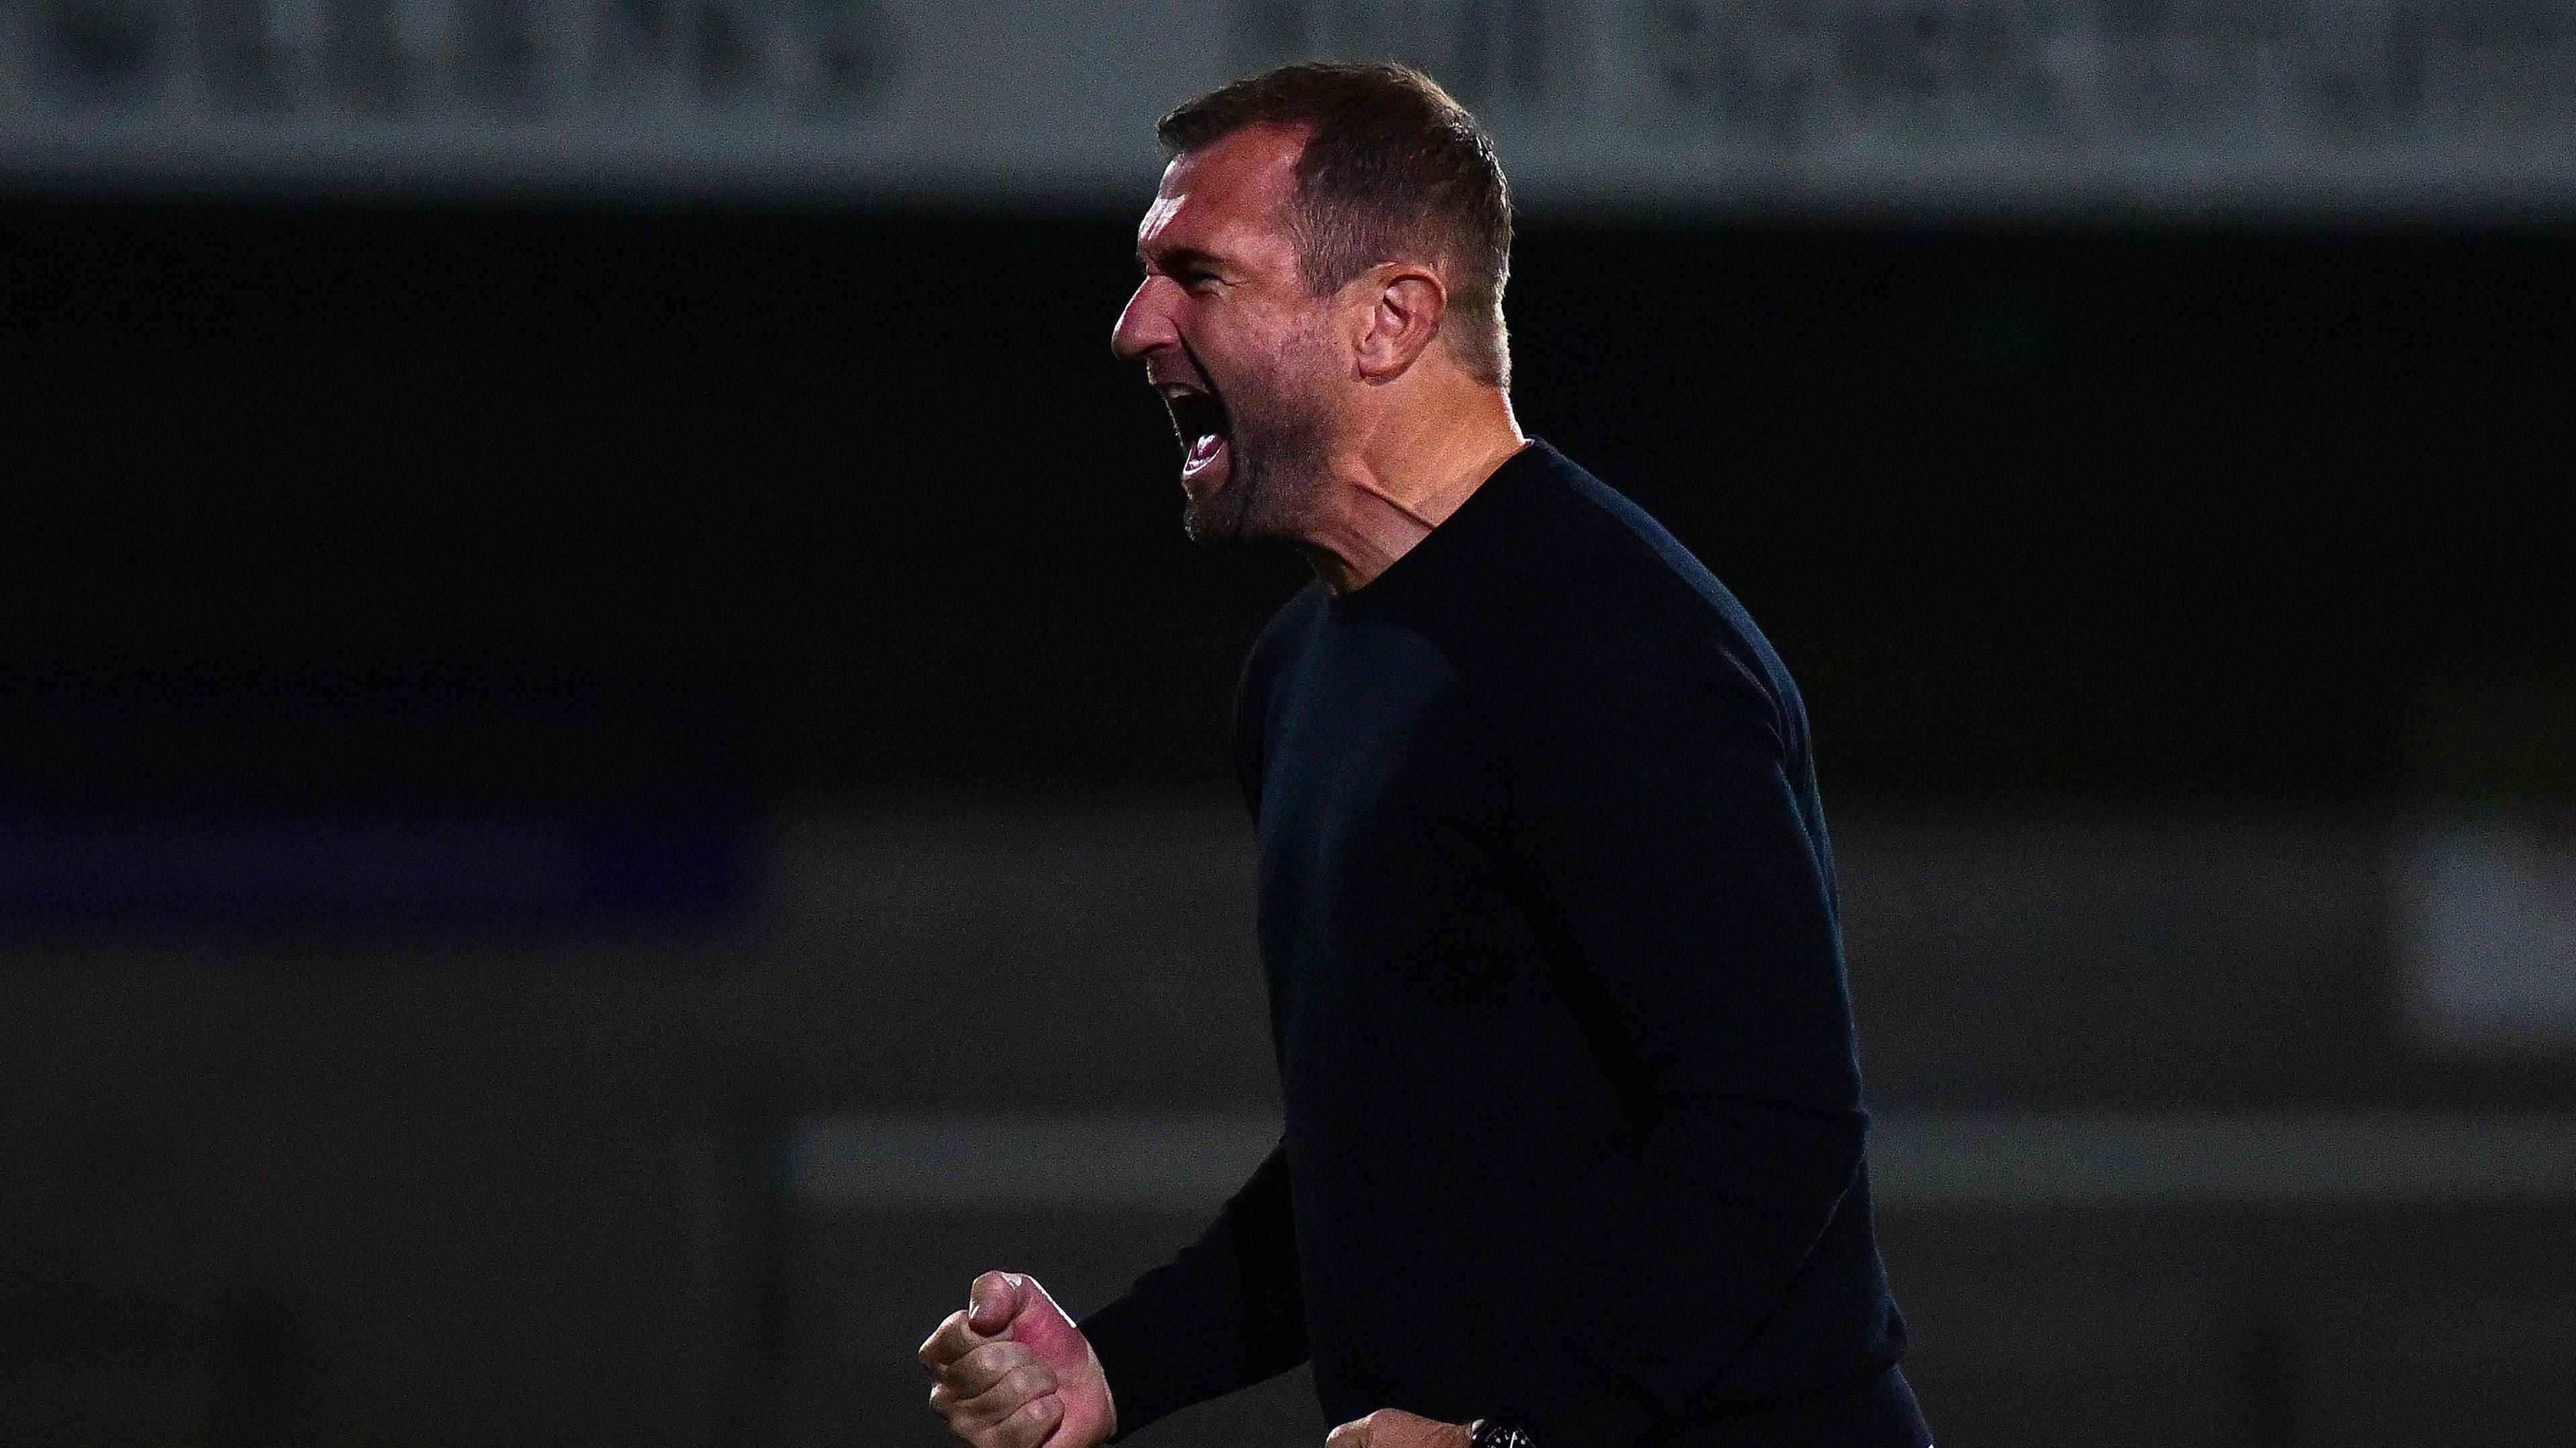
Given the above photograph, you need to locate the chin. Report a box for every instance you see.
[1182,468,1266,548]
[1181,498,1240,549]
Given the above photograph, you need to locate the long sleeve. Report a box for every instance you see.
[1074,1139,1309,1442]
[1485,596,1868,1448]
[1211,445,1914,1447]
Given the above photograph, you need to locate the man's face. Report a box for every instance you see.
[1112,124,1345,547]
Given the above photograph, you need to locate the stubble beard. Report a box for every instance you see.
[1181,331,1336,550]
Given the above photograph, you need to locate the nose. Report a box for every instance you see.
[1111,276,1179,361]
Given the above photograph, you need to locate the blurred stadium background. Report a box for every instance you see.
[5,2,2575,1445]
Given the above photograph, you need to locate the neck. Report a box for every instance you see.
[1295,386,1527,595]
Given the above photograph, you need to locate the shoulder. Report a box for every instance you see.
[1239,580,1329,701]
[1228,581,1329,814]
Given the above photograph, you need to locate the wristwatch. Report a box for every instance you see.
[1467,1418,1534,1448]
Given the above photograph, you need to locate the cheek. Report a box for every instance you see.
[1178,298,1263,365]
[1232,311,1337,387]
[1188,294,1303,359]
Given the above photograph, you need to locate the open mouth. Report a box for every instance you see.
[1159,384,1233,486]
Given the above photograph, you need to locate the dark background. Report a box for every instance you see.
[13,205,2575,805]
[4,198,2574,1447]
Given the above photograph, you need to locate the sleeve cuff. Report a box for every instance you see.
[1074,1294,1162,1445]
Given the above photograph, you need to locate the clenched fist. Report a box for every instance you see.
[1326,1408,1473,1448]
[918,1271,1117,1448]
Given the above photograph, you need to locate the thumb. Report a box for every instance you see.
[986,1274,1091,1374]
[965,1270,1024,1335]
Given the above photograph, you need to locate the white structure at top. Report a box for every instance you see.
[4,0,2575,211]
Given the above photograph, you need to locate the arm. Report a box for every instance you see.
[1075,1138,1309,1441]
[1491,604,1867,1447]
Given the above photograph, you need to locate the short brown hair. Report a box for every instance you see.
[1159,62,1515,388]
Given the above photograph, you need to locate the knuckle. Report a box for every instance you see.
[998,1395,1059,1448]
[997,1363,1046,1400]
[920,1312,964,1366]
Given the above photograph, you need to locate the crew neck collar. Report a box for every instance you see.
[1323,437,1554,616]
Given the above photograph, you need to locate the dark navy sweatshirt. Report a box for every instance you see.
[1077,441,1926,1448]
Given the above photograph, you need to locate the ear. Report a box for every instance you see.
[1352,264,1448,382]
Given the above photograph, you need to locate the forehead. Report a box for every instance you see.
[1136,123,1307,260]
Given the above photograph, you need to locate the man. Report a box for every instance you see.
[918,64,1929,1448]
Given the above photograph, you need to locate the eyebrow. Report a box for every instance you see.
[1138,243,1228,275]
